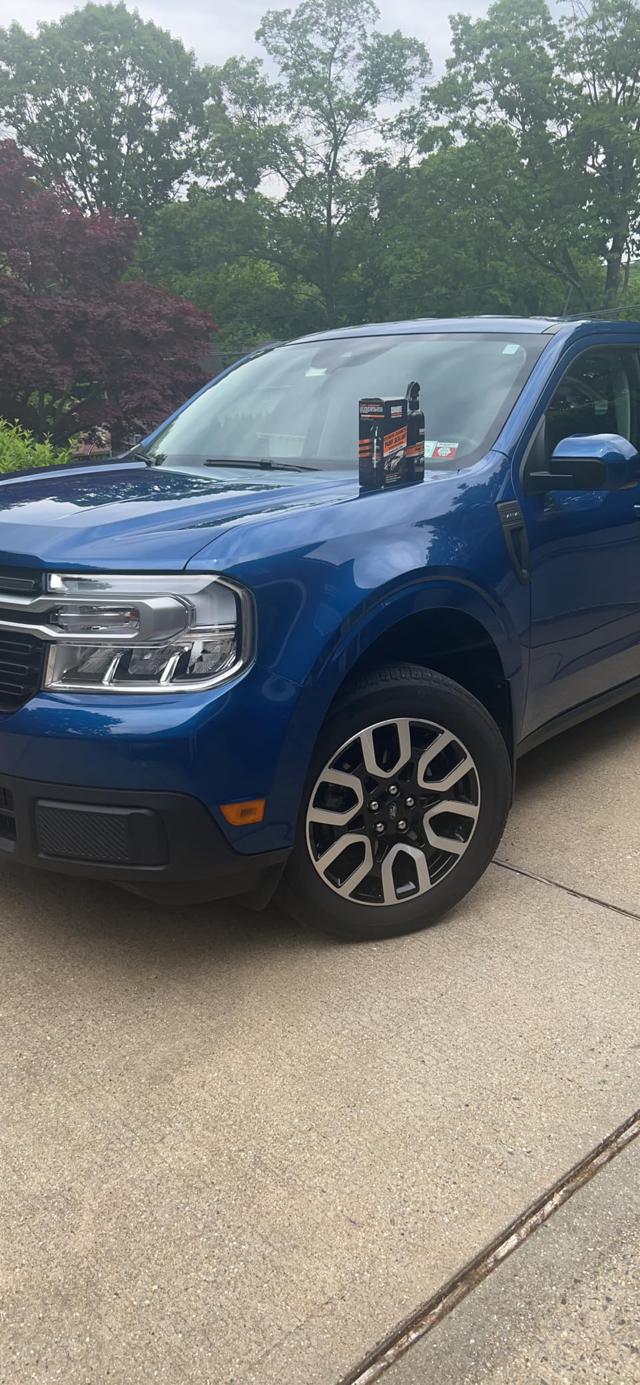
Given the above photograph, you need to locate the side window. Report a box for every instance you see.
[545,348,640,457]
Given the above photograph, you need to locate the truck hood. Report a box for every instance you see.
[0,460,355,571]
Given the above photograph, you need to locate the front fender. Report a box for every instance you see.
[310,573,521,689]
[249,572,524,851]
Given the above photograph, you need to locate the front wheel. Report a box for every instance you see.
[280,664,512,941]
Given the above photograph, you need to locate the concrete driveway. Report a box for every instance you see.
[1,696,639,1384]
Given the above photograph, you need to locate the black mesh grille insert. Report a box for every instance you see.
[37,805,130,862]
[0,632,45,712]
[35,801,168,866]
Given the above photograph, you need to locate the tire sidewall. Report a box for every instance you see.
[283,669,512,940]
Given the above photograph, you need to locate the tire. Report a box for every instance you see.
[280,663,512,942]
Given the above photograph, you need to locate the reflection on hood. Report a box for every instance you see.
[0,466,276,513]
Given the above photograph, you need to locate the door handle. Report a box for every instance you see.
[496,500,530,584]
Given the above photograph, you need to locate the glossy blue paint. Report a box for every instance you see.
[508,325,640,735]
[0,315,639,870]
[0,462,355,571]
[551,431,639,464]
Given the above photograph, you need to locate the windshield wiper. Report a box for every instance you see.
[125,445,165,467]
[204,458,318,472]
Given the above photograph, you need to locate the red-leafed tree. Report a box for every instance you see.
[0,140,215,447]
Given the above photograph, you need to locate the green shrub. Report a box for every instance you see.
[0,420,72,475]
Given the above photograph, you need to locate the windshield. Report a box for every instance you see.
[147,332,547,473]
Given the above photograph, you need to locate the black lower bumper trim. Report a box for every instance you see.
[0,771,289,905]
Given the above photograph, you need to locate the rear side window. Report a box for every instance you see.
[545,348,640,456]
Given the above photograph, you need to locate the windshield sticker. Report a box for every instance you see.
[424,440,459,460]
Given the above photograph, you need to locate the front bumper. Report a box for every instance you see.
[0,772,289,905]
[0,661,310,855]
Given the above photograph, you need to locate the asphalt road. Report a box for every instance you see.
[1,696,639,1384]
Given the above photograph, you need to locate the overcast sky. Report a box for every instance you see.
[0,0,493,74]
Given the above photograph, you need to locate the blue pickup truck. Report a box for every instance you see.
[0,315,638,941]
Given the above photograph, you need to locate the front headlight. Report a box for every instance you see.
[42,573,254,693]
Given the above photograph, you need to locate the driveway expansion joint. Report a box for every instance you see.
[337,1107,640,1385]
[492,858,640,924]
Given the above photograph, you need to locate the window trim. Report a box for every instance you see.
[521,343,640,489]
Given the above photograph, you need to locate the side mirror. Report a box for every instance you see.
[526,433,640,494]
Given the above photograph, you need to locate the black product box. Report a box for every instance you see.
[358,382,425,490]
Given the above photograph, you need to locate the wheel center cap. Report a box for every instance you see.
[372,783,421,835]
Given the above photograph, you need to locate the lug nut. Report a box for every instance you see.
[369,800,379,812]
[405,796,415,808]
[397,819,408,831]
[375,821,385,834]
[388,784,399,796]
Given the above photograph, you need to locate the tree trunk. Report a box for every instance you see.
[604,233,626,309]
[322,200,336,322]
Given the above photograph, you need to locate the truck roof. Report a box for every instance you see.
[294,314,640,343]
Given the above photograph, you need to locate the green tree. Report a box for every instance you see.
[423,0,596,308]
[216,0,430,320]
[563,0,640,306]
[137,189,326,356]
[0,2,209,218]
[362,148,601,322]
[201,58,285,196]
[425,0,640,311]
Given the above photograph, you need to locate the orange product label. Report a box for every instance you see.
[383,426,408,454]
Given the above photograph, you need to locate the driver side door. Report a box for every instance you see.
[517,344,640,739]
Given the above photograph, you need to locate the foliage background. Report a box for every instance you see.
[0,420,71,474]
[1,0,640,447]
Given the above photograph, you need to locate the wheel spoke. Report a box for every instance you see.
[418,743,475,794]
[360,719,412,780]
[430,753,475,793]
[380,842,432,904]
[314,833,373,897]
[416,730,455,785]
[423,799,480,855]
[307,769,364,826]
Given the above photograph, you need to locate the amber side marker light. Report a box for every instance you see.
[220,799,266,826]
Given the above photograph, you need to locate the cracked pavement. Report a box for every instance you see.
[1,696,639,1384]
